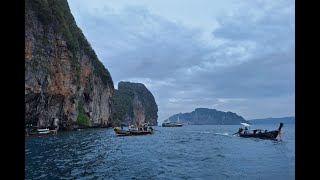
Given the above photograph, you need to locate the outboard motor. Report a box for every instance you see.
[278,122,284,131]
[277,122,284,141]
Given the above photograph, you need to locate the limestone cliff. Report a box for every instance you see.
[112,82,158,126]
[165,108,248,125]
[25,0,114,130]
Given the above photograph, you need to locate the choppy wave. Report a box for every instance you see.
[25,124,295,179]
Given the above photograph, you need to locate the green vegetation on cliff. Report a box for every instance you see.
[165,108,247,125]
[25,0,113,88]
[111,89,134,126]
[111,82,158,126]
[77,101,90,127]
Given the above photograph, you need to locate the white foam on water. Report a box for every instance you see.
[214,132,229,136]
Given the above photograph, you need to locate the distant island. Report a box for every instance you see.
[164,108,248,125]
[248,117,295,125]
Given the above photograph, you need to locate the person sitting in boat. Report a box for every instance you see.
[244,127,248,134]
[238,127,243,134]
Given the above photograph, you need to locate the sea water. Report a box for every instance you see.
[25,124,295,179]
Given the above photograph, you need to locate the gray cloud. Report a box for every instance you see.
[68,0,295,122]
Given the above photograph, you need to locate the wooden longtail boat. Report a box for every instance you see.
[113,123,154,136]
[234,122,284,140]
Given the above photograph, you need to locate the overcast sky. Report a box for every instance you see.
[68,0,295,122]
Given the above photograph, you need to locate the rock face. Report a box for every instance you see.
[165,108,248,125]
[25,0,114,130]
[112,82,158,126]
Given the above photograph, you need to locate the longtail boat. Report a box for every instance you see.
[113,123,154,136]
[234,122,284,140]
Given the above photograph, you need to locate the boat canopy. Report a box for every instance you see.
[240,123,251,127]
[251,129,263,131]
[37,128,49,132]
